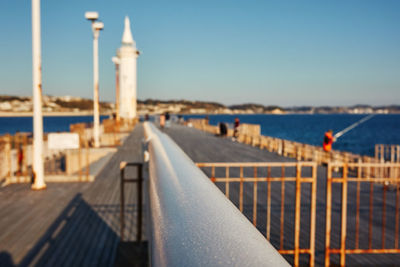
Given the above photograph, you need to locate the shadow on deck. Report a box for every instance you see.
[0,193,147,267]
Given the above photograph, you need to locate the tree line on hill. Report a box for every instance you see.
[138,99,400,113]
[0,95,399,114]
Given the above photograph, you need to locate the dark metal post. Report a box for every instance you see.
[119,161,143,242]
[137,163,143,242]
[120,162,126,241]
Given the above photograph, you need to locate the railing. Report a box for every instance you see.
[143,122,289,266]
[0,117,138,186]
[70,118,138,147]
[188,118,377,165]
[120,161,143,242]
[0,133,92,184]
[375,144,400,163]
[196,162,317,267]
[0,133,68,184]
[325,162,400,267]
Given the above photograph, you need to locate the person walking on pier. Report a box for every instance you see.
[323,129,335,152]
[165,112,170,127]
[17,145,24,175]
[160,113,166,129]
[233,117,240,138]
[219,122,228,137]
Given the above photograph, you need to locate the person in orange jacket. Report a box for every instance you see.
[323,130,335,152]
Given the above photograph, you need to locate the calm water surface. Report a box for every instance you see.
[1,114,398,156]
[0,116,108,135]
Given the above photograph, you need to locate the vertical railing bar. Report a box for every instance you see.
[23,135,28,177]
[211,166,215,183]
[381,145,384,162]
[20,135,24,182]
[392,145,395,163]
[395,179,400,249]
[309,163,317,267]
[7,135,11,180]
[253,166,258,226]
[391,146,395,178]
[355,160,361,249]
[382,184,387,249]
[397,157,400,178]
[225,166,230,198]
[137,164,143,242]
[369,181,374,249]
[85,139,90,181]
[120,163,125,241]
[397,146,400,163]
[340,164,348,267]
[16,135,20,182]
[52,154,56,174]
[280,165,285,250]
[325,163,333,267]
[266,166,271,241]
[78,135,82,181]
[294,164,301,267]
[240,166,243,212]
[385,146,388,162]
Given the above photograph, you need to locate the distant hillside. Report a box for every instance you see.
[0,95,399,114]
[0,95,113,113]
[229,103,284,113]
[139,99,225,109]
[0,96,30,102]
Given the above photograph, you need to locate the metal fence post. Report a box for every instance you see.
[325,163,332,267]
[120,161,144,242]
[120,161,126,241]
[137,163,143,242]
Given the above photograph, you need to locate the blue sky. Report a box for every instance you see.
[0,0,399,107]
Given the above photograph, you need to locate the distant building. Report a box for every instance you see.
[115,17,140,119]
[270,108,284,114]
[0,102,12,111]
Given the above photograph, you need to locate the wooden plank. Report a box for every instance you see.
[0,124,145,266]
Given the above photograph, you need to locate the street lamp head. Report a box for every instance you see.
[112,57,120,65]
[85,11,99,21]
[93,21,104,31]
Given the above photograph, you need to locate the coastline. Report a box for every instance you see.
[0,111,113,117]
[0,111,396,118]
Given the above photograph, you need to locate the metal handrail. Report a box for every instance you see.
[143,122,289,267]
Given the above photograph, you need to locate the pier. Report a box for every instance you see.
[1,122,400,266]
[1,1,399,266]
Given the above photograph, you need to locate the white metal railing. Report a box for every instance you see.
[143,122,289,267]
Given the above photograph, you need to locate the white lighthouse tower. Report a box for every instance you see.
[116,16,139,119]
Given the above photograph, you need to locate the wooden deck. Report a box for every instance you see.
[1,122,399,266]
[164,124,400,267]
[0,125,145,267]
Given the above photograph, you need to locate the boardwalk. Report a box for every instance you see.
[165,124,400,267]
[1,122,399,266]
[0,125,145,267]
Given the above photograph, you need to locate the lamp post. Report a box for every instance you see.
[31,0,46,190]
[112,57,120,125]
[85,12,104,148]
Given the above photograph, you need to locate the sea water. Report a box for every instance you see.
[182,114,400,156]
[0,115,108,135]
[0,114,398,157]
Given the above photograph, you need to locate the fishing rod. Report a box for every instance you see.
[334,114,375,139]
